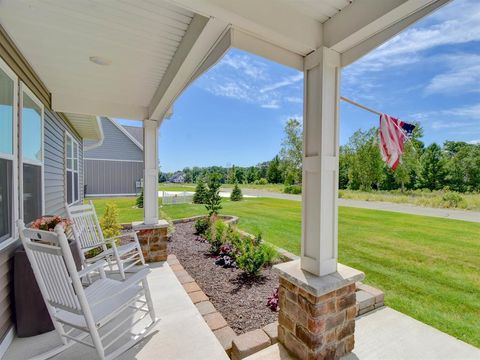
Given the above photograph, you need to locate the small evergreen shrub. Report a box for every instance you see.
[284,185,302,194]
[261,242,279,265]
[230,182,243,201]
[194,217,209,235]
[236,237,267,276]
[206,219,227,253]
[136,190,144,208]
[193,177,208,204]
[100,203,122,240]
[205,174,223,216]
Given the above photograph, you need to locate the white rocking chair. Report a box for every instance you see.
[66,201,145,280]
[17,220,157,360]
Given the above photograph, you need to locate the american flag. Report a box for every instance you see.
[379,114,415,170]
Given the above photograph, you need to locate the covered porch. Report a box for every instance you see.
[0,0,470,359]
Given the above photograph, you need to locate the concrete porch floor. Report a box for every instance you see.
[246,307,480,360]
[3,262,228,360]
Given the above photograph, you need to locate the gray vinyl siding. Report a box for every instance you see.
[44,109,84,215]
[85,118,143,161]
[84,159,143,196]
[0,242,15,344]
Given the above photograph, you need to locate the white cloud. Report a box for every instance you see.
[196,50,303,110]
[343,0,480,84]
[467,139,480,144]
[260,73,303,93]
[424,54,480,95]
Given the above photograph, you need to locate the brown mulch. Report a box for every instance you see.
[168,221,279,335]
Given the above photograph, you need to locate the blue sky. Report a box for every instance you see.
[117,0,480,173]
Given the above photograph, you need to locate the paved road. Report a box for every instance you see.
[224,188,480,223]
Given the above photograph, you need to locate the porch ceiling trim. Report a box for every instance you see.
[63,113,103,141]
[148,14,229,121]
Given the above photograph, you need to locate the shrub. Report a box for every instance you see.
[236,238,266,276]
[194,217,209,235]
[100,203,122,240]
[206,219,227,253]
[284,185,302,194]
[261,242,279,265]
[136,190,144,208]
[255,178,268,185]
[205,173,223,216]
[441,192,466,208]
[193,177,208,204]
[230,182,243,201]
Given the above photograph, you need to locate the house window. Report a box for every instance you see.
[0,61,17,244]
[66,133,79,204]
[20,85,43,224]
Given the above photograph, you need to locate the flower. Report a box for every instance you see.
[30,216,72,232]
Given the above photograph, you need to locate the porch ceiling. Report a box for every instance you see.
[0,0,195,120]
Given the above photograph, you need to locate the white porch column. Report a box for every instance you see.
[143,119,159,225]
[301,46,341,276]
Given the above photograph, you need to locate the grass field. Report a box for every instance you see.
[340,189,480,211]
[89,196,480,347]
[159,182,285,193]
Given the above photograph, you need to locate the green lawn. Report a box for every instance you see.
[159,182,285,193]
[88,196,480,347]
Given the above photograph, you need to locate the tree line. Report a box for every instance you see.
[160,118,480,193]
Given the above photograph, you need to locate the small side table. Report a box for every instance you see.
[13,240,82,337]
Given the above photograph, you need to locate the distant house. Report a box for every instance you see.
[84,117,144,196]
[169,172,186,183]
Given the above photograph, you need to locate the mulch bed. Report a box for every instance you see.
[168,221,279,335]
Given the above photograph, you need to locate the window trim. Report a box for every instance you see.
[0,57,18,250]
[65,132,80,205]
[19,82,44,223]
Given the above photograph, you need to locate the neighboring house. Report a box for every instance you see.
[169,171,186,183]
[84,118,144,197]
[0,27,102,347]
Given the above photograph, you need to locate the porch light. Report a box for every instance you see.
[89,56,111,66]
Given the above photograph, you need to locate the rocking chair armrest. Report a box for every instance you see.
[78,260,108,279]
[104,231,139,243]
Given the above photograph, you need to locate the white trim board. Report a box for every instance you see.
[84,158,143,163]
[108,118,144,151]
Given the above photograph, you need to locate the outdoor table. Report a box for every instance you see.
[13,240,82,337]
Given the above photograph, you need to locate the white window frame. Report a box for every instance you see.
[19,82,44,222]
[0,57,18,251]
[65,132,80,205]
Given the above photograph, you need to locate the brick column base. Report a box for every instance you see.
[132,220,169,262]
[274,260,364,360]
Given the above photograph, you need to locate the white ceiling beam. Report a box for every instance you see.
[341,0,451,66]
[324,0,448,55]
[52,92,148,120]
[148,14,228,121]
[166,0,322,55]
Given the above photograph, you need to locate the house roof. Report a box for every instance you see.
[122,125,143,146]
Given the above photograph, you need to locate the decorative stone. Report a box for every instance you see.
[274,260,364,360]
[214,326,237,354]
[263,322,279,344]
[195,301,216,316]
[132,220,169,262]
[204,312,228,331]
[188,290,208,304]
[231,329,271,360]
[183,281,202,294]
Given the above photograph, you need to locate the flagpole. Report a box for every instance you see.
[340,96,417,153]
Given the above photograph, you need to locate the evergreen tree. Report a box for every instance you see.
[193,177,208,204]
[267,155,283,183]
[136,190,144,208]
[230,182,243,201]
[205,173,222,216]
[227,165,237,184]
[417,143,446,190]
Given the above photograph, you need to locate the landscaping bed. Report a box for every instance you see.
[168,220,279,334]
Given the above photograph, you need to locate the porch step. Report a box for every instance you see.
[243,343,293,360]
[355,282,385,316]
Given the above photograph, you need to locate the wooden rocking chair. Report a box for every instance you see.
[66,201,145,280]
[17,220,157,360]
